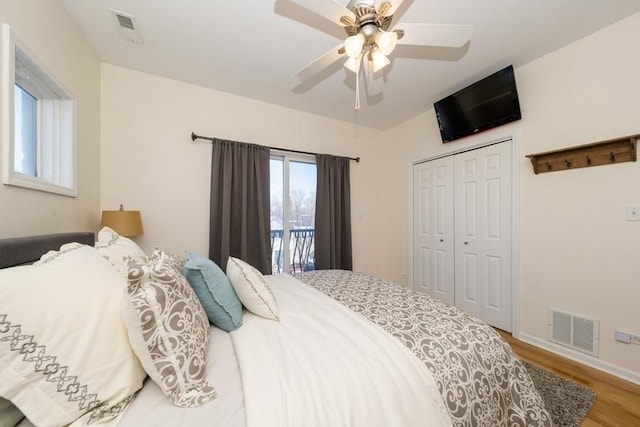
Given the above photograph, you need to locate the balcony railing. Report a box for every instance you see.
[270,228,315,274]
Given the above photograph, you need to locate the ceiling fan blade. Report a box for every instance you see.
[290,0,354,26]
[377,0,404,16]
[295,44,345,82]
[395,23,473,48]
[362,58,383,97]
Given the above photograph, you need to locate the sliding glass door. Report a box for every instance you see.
[270,153,317,274]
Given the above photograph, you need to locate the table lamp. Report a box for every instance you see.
[100,204,144,237]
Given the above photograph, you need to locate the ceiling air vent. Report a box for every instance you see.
[109,9,143,45]
[116,14,135,30]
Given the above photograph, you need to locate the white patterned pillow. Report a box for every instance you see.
[0,245,146,426]
[123,250,217,407]
[95,226,147,277]
[226,257,280,321]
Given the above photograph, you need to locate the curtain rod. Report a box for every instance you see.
[191,132,360,163]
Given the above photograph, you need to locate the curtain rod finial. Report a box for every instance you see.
[191,132,197,141]
[355,157,360,163]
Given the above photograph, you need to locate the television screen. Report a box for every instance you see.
[434,65,521,143]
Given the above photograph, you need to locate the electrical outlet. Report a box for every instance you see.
[626,205,640,221]
[615,331,631,343]
[615,330,640,344]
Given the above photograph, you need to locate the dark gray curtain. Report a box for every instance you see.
[314,154,353,270]
[209,138,271,274]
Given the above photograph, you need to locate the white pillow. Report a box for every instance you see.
[0,245,146,426]
[226,257,280,321]
[95,226,147,277]
[34,242,84,265]
[122,249,217,408]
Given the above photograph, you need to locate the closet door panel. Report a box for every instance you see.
[454,142,512,331]
[413,163,433,296]
[412,157,454,305]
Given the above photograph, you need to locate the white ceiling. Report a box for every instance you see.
[62,0,640,130]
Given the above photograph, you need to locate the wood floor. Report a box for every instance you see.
[496,329,640,426]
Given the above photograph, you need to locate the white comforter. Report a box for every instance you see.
[231,273,452,427]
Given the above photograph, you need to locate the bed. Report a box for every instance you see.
[0,231,553,427]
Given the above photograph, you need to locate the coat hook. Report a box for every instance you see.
[565,159,572,168]
[586,155,592,165]
[610,152,616,162]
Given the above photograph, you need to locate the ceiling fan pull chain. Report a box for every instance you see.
[354,68,361,110]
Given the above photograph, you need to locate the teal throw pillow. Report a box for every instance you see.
[183,252,243,331]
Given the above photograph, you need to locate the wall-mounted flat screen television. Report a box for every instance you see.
[434,65,521,143]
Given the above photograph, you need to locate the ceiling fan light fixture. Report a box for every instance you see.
[344,33,365,58]
[344,55,362,73]
[375,30,397,55]
[371,49,390,73]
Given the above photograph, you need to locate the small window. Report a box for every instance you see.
[1,24,76,196]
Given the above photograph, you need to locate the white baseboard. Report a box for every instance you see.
[514,331,640,386]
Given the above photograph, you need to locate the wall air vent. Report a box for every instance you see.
[549,308,599,356]
[109,9,143,45]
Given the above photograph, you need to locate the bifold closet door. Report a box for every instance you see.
[454,142,512,331]
[412,156,454,305]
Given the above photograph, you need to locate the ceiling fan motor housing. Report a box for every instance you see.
[346,3,393,40]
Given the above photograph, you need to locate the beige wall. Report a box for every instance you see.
[0,0,101,237]
[100,64,387,276]
[381,12,640,378]
[100,10,640,379]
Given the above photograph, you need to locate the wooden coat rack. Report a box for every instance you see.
[526,134,638,174]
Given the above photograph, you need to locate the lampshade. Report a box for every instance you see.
[371,50,390,73]
[375,30,398,56]
[344,33,365,58]
[100,206,144,237]
[344,55,362,73]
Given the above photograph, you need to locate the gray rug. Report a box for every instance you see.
[524,361,596,427]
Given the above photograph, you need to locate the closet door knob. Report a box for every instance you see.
[440,239,444,242]
[464,241,469,245]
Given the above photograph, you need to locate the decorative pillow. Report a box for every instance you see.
[226,257,280,321]
[183,252,243,332]
[0,245,146,426]
[0,397,23,427]
[152,246,185,273]
[95,226,147,277]
[123,250,217,408]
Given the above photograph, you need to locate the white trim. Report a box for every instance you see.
[411,134,515,166]
[408,129,520,332]
[1,23,77,197]
[516,331,640,386]
[406,159,414,289]
[1,24,15,187]
[510,130,521,335]
[270,149,315,163]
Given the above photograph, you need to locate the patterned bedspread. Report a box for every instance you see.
[294,270,553,427]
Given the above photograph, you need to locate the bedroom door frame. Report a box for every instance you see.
[408,130,521,334]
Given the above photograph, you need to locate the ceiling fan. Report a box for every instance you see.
[291,0,473,108]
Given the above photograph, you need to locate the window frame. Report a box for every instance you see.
[1,24,77,197]
[270,150,316,274]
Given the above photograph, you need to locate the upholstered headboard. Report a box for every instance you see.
[0,232,95,268]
